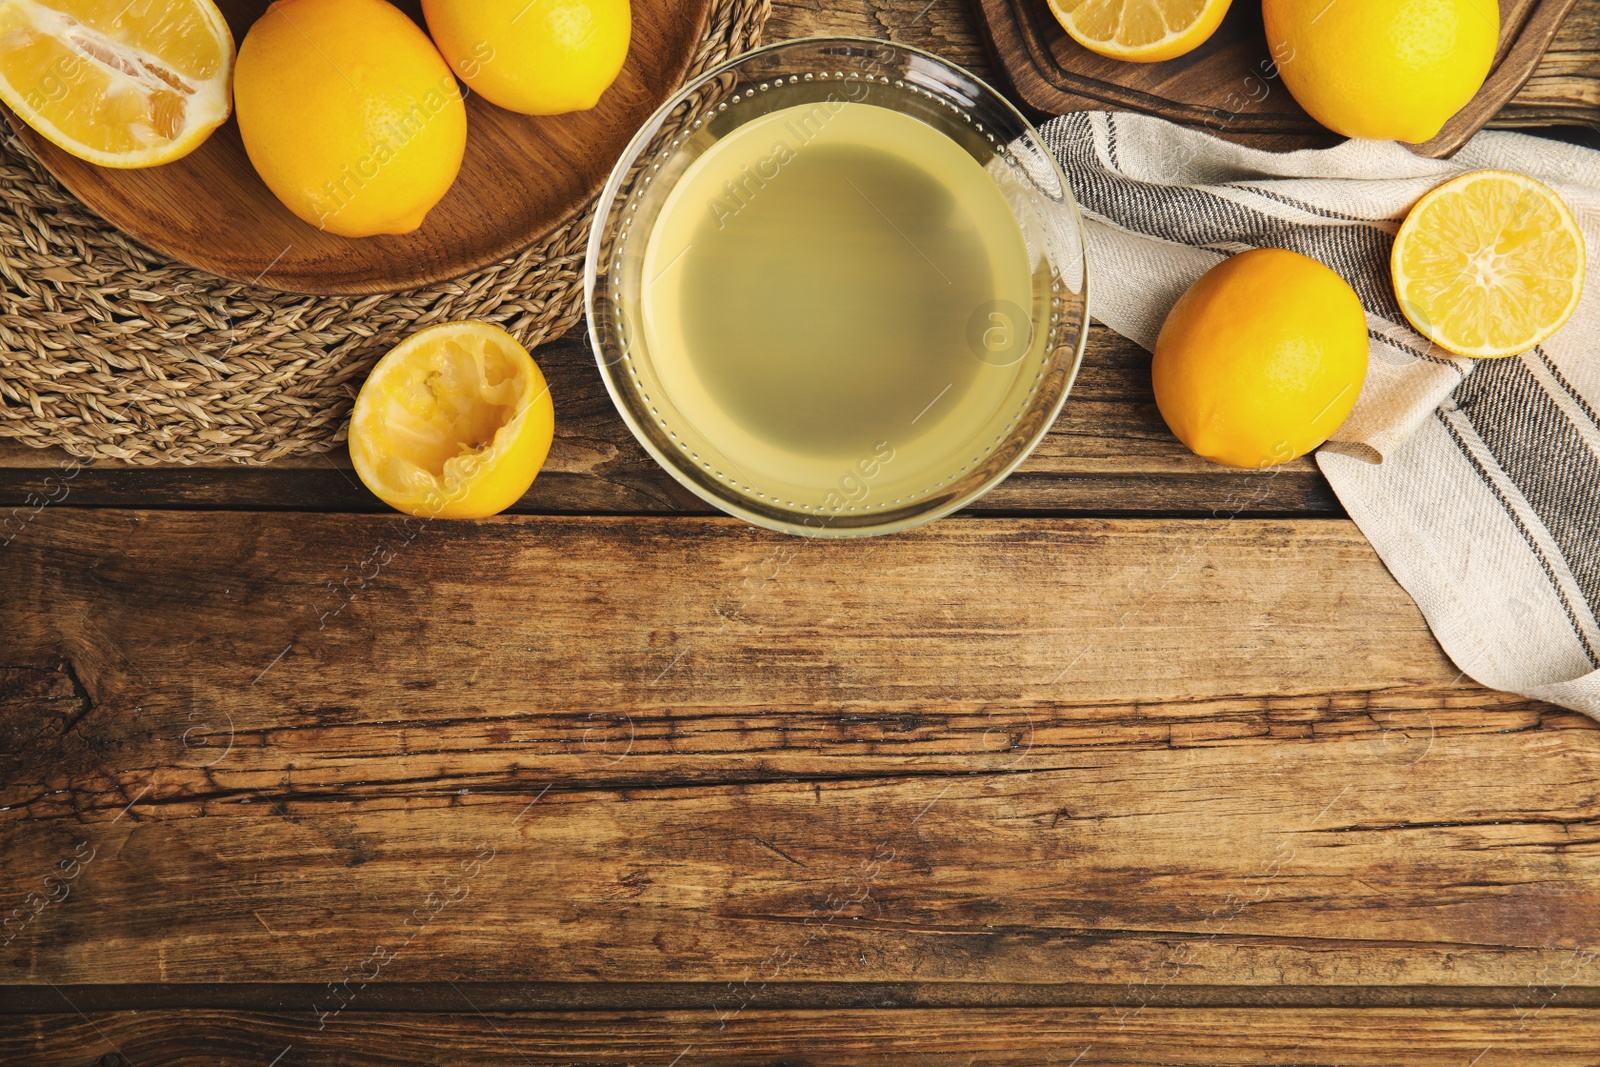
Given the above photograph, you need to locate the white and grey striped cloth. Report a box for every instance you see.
[1039,111,1600,717]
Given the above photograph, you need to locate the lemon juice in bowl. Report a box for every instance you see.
[642,98,1044,508]
[588,39,1089,536]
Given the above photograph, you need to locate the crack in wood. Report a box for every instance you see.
[711,916,1538,953]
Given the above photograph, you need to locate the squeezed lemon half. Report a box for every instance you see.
[0,0,235,167]
[1392,170,1586,360]
[350,322,555,519]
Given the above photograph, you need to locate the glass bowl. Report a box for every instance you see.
[585,36,1089,537]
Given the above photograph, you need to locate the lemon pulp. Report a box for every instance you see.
[1047,0,1233,63]
[0,0,233,167]
[1393,170,1586,359]
[351,323,554,519]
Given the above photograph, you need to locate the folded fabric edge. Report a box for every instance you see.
[1318,446,1600,720]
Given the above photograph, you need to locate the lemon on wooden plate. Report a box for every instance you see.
[1262,0,1498,144]
[423,0,631,116]
[350,322,555,519]
[1392,170,1586,360]
[234,0,467,237]
[1153,248,1370,469]
[0,0,234,168]
[1047,0,1233,63]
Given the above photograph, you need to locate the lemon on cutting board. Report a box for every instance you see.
[1152,248,1370,469]
[423,0,632,116]
[1047,0,1233,63]
[234,0,467,238]
[350,322,555,520]
[1392,169,1586,360]
[1262,0,1498,144]
[0,0,234,168]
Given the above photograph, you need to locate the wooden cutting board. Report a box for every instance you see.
[3,0,711,296]
[971,0,1580,157]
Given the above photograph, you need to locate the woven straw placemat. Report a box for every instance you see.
[0,0,769,465]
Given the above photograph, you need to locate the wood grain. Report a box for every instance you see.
[1510,1,1600,124]
[15,980,1600,1011]
[4,0,711,295]
[0,326,1341,515]
[1,1,1597,1053]
[969,0,1581,157]
[767,0,1600,136]
[5,1008,1600,1065]
[3,512,1596,993]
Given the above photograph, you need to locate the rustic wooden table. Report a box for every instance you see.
[4,2,1600,1064]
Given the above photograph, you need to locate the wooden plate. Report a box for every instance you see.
[2,0,711,295]
[971,0,1579,158]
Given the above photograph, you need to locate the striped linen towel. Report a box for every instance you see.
[1038,111,1600,717]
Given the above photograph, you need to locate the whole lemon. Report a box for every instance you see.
[235,0,468,237]
[422,0,631,116]
[1152,248,1369,469]
[1263,0,1498,144]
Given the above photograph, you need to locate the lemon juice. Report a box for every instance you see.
[638,97,1046,514]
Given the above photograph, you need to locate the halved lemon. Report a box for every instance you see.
[1047,0,1233,63]
[0,0,235,168]
[1392,170,1587,360]
[350,322,555,520]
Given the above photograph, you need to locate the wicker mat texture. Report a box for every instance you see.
[0,0,769,465]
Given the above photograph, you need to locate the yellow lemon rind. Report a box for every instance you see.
[234,0,467,238]
[421,0,632,117]
[1152,247,1369,470]
[1262,0,1498,145]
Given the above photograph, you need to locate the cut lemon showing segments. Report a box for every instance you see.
[0,0,235,168]
[1047,0,1233,63]
[1392,170,1587,360]
[350,322,556,520]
